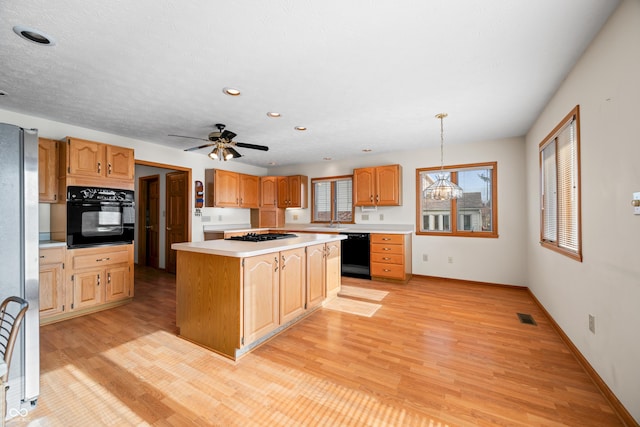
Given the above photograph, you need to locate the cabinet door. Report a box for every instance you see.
[39,263,65,318]
[277,176,289,208]
[106,145,134,180]
[105,264,131,302]
[239,174,260,208]
[38,138,58,202]
[353,167,375,206]
[73,269,104,309]
[306,244,326,309]
[287,175,308,208]
[243,254,279,344]
[260,176,278,208]
[279,247,306,324]
[375,164,401,206]
[67,138,104,178]
[214,170,240,207]
[325,240,342,298]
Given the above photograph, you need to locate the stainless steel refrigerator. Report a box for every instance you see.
[0,123,40,418]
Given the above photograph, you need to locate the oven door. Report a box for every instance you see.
[67,200,135,248]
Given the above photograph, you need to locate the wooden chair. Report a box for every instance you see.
[0,296,29,423]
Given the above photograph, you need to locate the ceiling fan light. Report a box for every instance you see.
[209,147,219,160]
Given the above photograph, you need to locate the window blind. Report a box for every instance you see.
[541,142,557,242]
[557,119,578,252]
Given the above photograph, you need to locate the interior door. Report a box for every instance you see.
[166,171,188,274]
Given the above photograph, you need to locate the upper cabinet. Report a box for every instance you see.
[260,176,278,208]
[38,138,59,203]
[277,175,308,209]
[353,164,402,206]
[205,169,260,208]
[59,137,134,189]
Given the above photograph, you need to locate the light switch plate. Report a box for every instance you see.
[634,192,640,215]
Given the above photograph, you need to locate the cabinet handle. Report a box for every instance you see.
[281,255,286,270]
[383,257,391,260]
[108,273,111,284]
[382,238,391,241]
[97,274,101,286]
[108,163,112,175]
[96,257,111,262]
[39,255,45,259]
[383,269,391,272]
[383,248,391,251]
[370,195,373,202]
[376,194,379,202]
[97,162,101,173]
[274,256,279,272]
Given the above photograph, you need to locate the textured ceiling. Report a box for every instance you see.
[0,0,620,167]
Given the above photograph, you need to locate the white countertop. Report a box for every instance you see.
[172,233,347,257]
[203,223,414,235]
[39,240,66,248]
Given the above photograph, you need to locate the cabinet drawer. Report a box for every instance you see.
[40,247,65,264]
[371,262,405,279]
[371,234,404,245]
[371,252,404,265]
[371,243,403,255]
[72,249,129,270]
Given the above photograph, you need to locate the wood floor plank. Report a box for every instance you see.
[8,266,624,426]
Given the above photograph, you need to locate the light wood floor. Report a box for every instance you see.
[10,267,622,426]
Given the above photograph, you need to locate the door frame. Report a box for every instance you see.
[135,160,192,269]
[137,174,160,268]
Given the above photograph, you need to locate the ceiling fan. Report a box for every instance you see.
[170,123,269,161]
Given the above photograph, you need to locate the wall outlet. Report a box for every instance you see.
[448,256,453,264]
[201,216,211,222]
[293,214,299,220]
[218,215,222,221]
[379,214,384,221]
[422,254,428,262]
[362,214,369,220]
[589,314,595,334]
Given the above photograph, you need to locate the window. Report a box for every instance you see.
[416,162,497,237]
[311,175,353,223]
[539,105,581,261]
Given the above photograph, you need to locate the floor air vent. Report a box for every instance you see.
[517,313,537,325]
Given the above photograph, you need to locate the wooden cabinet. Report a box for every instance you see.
[279,247,306,324]
[353,164,402,206]
[39,246,65,319]
[205,169,260,208]
[370,233,412,282]
[260,176,278,208]
[59,137,134,189]
[38,138,59,202]
[306,244,326,309]
[243,253,280,344]
[325,240,342,298]
[57,244,134,320]
[277,175,308,208]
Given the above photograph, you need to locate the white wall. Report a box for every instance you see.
[270,135,527,286]
[524,0,640,421]
[0,108,268,244]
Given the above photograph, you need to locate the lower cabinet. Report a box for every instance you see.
[39,246,66,320]
[243,253,279,344]
[40,244,134,324]
[306,241,342,307]
[370,233,412,282]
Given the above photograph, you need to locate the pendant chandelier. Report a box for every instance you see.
[424,113,463,200]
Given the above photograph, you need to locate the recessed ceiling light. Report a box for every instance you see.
[294,126,307,131]
[266,112,281,118]
[222,87,241,96]
[268,162,276,166]
[362,148,372,152]
[13,26,56,46]
[0,90,7,96]
[323,157,332,161]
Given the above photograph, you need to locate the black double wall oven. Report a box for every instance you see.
[66,186,135,249]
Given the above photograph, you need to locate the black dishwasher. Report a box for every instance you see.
[340,233,370,279]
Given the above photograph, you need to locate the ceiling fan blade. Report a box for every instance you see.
[184,143,216,151]
[225,147,242,158]
[235,142,269,151]
[168,134,209,142]
[220,130,237,141]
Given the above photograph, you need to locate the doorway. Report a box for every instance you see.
[135,161,191,273]
[138,175,160,268]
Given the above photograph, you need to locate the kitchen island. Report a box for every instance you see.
[171,233,345,360]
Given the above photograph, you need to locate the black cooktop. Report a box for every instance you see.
[225,233,298,242]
